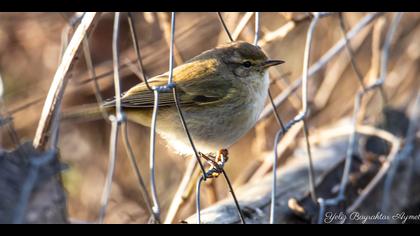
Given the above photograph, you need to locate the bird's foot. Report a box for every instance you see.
[216,148,229,163]
[198,149,229,178]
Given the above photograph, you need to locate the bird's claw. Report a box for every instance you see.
[199,149,229,179]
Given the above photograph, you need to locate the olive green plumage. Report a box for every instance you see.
[64,41,284,155]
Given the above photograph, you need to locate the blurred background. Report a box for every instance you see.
[0,12,419,223]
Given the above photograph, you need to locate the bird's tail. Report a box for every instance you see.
[61,104,113,123]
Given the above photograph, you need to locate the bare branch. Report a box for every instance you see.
[33,12,101,151]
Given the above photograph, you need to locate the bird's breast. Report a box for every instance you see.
[155,72,269,155]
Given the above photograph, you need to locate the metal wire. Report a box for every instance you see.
[172,87,206,176]
[222,169,246,224]
[167,13,176,85]
[338,13,367,91]
[317,198,326,224]
[167,12,207,177]
[195,11,255,224]
[268,90,286,131]
[381,90,420,213]
[339,92,362,199]
[303,120,317,202]
[195,166,246,224]
[316,82,386,219]
[299,12,320,205]
[207,13,263,223]
[217,12,234,42]
[124,12,160,222]
[76,14,181,87]
[78,12,242,87]
[64,11,399,224]
[339,13,386,104]
[270,12,320,224]
[259,13,383,121]
[98,12,123,224]
[61,12,155,224]
[98,115,119,224]
[346,125,401,213]
[1,11,415,225]
[340,12,403,200]
[253,12,260,45]
[253,12,290,222]
[195,175,204,224]
[121,121,157,222]
[147,11,209,223]
[317,12,404,223]
[270,127,283,224]
[256,12,286,131]
[379,13,403,84]
[300,13,319,117]
[127,12,152,89]
[149,89,161,221]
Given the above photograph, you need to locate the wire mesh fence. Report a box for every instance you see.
[0,12,419,224]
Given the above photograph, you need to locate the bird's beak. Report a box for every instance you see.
[262,59,285,68]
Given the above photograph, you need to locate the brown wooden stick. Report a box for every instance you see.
[33,12,101,151]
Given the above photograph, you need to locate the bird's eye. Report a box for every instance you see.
[242,61,252,68]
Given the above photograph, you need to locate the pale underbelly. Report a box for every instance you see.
[156,96,266,155]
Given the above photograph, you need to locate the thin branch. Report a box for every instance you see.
[33,12,101,151]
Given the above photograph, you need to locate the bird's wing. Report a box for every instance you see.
[102,72,235,109]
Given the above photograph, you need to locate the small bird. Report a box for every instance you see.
[66,41,284,156]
